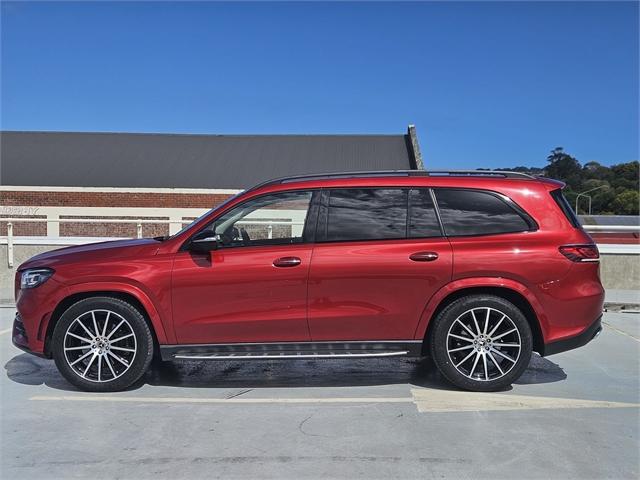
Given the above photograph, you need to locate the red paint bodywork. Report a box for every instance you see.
[14,175,604,357]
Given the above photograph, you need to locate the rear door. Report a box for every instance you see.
[307,188,453,341]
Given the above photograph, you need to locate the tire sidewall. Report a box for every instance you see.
[430,295,533,392]
[52,297,153,392]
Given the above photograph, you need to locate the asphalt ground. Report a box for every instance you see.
[1,308,638,480]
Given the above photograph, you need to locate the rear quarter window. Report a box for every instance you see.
[434,189,534,236]
[550,189,581,228]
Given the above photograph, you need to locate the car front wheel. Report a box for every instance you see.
[430,295,533,392]
[52,296,153,392]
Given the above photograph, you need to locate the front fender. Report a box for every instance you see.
[412,277,548,341]
[62,281,172,344]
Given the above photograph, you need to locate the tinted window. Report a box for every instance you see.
[204,191,313,247]
[326,189,407,241]
[550,189,581,228]
[435,189,530,236]
[409,189,442,238]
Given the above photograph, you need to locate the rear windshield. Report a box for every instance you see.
[550,189,581,228]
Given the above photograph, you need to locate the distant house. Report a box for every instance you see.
[0,126,423,237]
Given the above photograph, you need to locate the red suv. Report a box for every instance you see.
[12,170,604,392]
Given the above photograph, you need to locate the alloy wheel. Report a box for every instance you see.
[446,307,522,382]
[63,309,137,383]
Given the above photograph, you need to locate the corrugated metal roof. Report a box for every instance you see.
[0,131,417,189]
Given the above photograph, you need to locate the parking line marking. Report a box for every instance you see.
[29,395,414,405]
[29,391,640,413]
[0,328,12,336]
[411,389,640,413]
[603,322,640,342]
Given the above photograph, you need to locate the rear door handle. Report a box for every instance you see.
[273,256,302,268]
[409,251,439,262]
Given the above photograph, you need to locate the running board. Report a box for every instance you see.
[160,341,422,361]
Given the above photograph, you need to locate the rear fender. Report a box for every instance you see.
[412,277,548,340]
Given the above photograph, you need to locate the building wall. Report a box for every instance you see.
[1,187,239,237]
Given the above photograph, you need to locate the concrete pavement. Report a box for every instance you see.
[1,309,638,479]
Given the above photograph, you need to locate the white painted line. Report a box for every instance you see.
[29,395,414,405]
[30,390,640,413]
[603,322,640,342]
[0,328,13,336]
[410,389,640,413]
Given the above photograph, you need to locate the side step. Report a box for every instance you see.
[160,341,422,361]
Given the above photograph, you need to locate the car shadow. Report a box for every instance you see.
[4,352,566,393]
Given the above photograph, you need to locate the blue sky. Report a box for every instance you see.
[1,1,638,169]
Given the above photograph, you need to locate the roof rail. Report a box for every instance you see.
[249,169,534,191]
[426,170,534,179]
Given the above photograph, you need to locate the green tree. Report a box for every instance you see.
[610,161,639,191]
[611,190,640,215]
[545,147,582,189]
[502,151,638,216]
[583,161,613,183]
[590,188,617,215]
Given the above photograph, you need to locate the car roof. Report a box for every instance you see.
[247,170,564,195]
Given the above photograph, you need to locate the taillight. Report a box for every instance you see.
[559,244,600,262]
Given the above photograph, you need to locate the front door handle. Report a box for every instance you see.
[409,251,439,262]
[273,256,302,268]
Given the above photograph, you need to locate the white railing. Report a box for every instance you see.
[1,217,638,268]
[0,216,305,268]
[582,225,640,232]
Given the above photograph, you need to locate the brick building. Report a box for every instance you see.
[0,126,423,238]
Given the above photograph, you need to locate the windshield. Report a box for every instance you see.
[167,191,245,239]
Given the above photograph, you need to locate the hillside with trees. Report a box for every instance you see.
[501,148,639,215]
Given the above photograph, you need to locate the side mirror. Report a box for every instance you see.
[189,232,220,253]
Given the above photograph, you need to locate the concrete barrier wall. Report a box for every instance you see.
[1,243,639,303]
[598,253,640,290]
[1,244,66,302]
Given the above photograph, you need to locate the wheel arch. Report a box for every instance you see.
[416,282,545,355]
[44,288,167,358]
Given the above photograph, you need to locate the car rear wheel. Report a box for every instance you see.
[430,295,532,392]
[52,297,153,392]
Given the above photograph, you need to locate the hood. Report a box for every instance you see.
[19,238,161,270]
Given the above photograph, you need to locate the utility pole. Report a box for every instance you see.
[575,185,608,215]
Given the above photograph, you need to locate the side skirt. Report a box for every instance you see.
[160,341,423,361]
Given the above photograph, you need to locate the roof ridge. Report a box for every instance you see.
[0,130,405,138]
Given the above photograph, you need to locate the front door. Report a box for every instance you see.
[171,190,316,344]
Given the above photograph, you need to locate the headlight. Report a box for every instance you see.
[20,268,54,289]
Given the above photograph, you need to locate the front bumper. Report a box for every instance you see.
[13,276,67,359]
[542,315,602,356]
[12,312,47,358]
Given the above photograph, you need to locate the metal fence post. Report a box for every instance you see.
[169,216,182,235]
[7,222,14,268]
[46,214,60,237]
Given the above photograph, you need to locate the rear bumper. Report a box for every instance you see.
[542,315,602,357]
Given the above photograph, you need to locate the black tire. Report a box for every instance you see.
[430,295,532,392]
[52,296,154,392]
